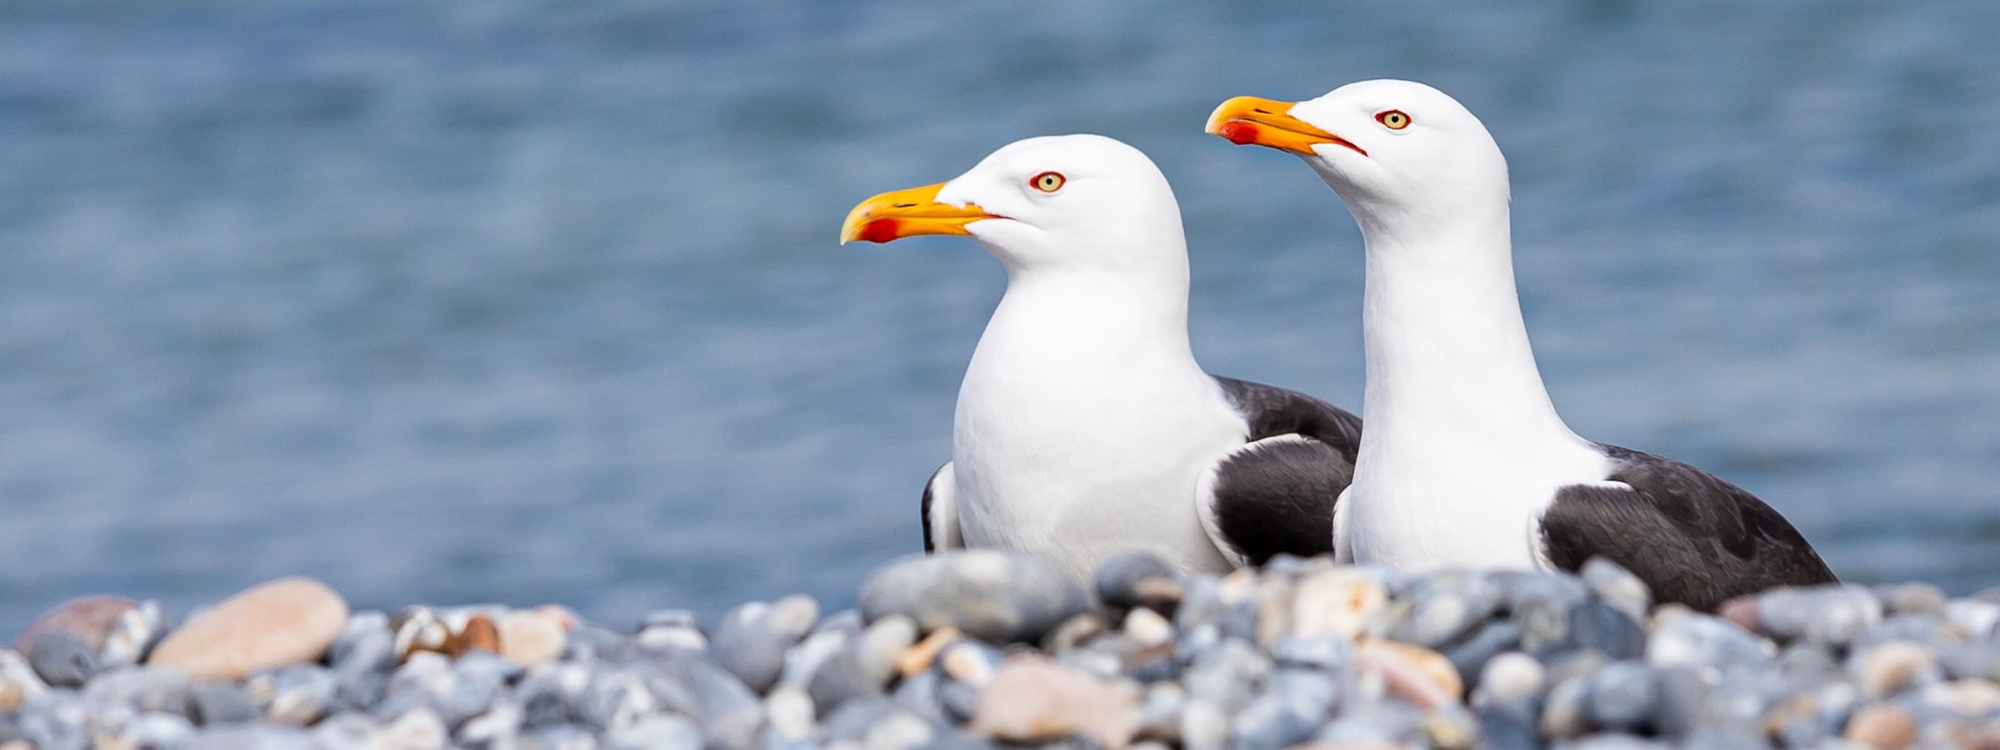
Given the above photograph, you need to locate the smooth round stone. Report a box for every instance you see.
[1095,551,1183,612]
[1124,608,1175,650]
[190,681,260,726]
[1443,620,1521,686]
[1182,639,1269,710]
[114,712,195,749]
[1917,678,2000,716]
[1646,666,1718,739]
[1390,572,1503,648]
[859,551,1090,644]
[84,665,193,717]
[655,654,763,750]
[14,596,138,657]
[1852,641,1938,697]
[1583,661,1657,732]
[714,596,821,694]
[1473,652,1545,707]
[1311,698,1425,747]
[606,713,702,750]
[1131,683,1186,745]
[247,665,339,726]
[1645,612,1773,672]
[1946,600,2000,639]
[149,578,349,680]
[1776,642,1839,681]
[1270,636,1350,672]
[938,679,981,724]
[1936,641,2000,682]
[331,613,396,677]
[967,656,1139,748]
[1842,702,1916,750]
[455,700,524,749]
[1579,558,1651,624]
[26,630,100,688]
[938,640,1004,687]
[777,628,848,691]
[1566,601,1645,661]
[1756,586,1883,648]
[181,725,317,750]
[1474,702,1539,750]
[1877,583,1948,618]
[895,626,960,678]
[1550,735,1673,750]
[807,615,917,714]
[0,648,47,711]
[1358,640,1461,710]
[498,610,569,667]
[1539,677,1590,741]
[577,668,657,733]
[522,724,597,750]
[1287,568,1389,643]
[1228,688,1324,750]
[562,626,634,664]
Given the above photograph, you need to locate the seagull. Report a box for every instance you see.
[1206,80,1835,610]
[840,134,1361,582]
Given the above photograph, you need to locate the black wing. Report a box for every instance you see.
[1197,377,1362,566]
[920,461,961,553]
[1539,445,1836,612]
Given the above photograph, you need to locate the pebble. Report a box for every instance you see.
[11,554,2000,750]
[860,551,1091,643]
[1095,551,1184,612]
[148,578,349,680]
[1842,702,1916,750]
[969,655,1140,748]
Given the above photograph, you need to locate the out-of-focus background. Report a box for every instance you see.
[0,0,1995,635]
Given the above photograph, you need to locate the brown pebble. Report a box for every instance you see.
[1291,570,1388,641]
[1359,640,1462,709]
[147,577,349,680]
[451,613,501,657]
[1,740,33,750]
[1844,703,1917,750]
[1857,641,1934,696]
[14,596,137,653]
[969,655,1139,749]
[896,626,961,677]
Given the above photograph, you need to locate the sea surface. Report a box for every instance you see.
[1,0,1997,636]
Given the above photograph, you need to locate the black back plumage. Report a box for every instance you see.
[1539,445,1836,612]
[1203,377,1363,565]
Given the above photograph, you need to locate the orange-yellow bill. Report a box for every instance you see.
[1204,96,1361,156]
[839,183,997,244]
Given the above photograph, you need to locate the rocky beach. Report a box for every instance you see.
[2,552,1996,750]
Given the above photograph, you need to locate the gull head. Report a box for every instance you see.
[842,134,1187,274]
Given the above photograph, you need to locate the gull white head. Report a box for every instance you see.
[1205,80,1510,241]
[841,134,1186,277]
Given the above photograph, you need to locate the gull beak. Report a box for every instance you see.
[1205,96,1363,157]
[839,183,997,244]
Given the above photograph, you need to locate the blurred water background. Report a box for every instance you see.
[1,0,1997,635]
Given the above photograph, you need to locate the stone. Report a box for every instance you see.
[495,610,568,668]
[0,649,47,711]
[1124,608,1175,650]
[938,640,1004,687]
[1645,612,1773,672]
[1539,677,1590,741]
[1389,572,1503,648]
[1095,551,1184,612]
[1853,640,1937,696]
[1584,661,1657,733]
[14,596,139,656]
[451,613,501,657]
[191,680,260,725]
[1842,702,1916,750]
[968,655,1140,748]
[148,578,348,680]
[1358,640,1460,710]
[181,725,317,750]
[1919,678,2000,716]
[1472,652,1545,707]
[247,665,339,725]
[1567,600,1645,660]
[807,615,917,714]
[1580,558,1652,623]
[1442,619,1520,687]
[1877,583,1948,617]
[25,630,99,688]
[84,665,194,716]
[1288,568,1388,641]
[896,626,960,678]
[607,713,702,750]
[1756,585,1883,648]
[713,595,819,693]
[859,551,1091,644]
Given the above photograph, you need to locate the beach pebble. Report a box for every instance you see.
[1646,612,1772,672]
[84,665,193,716]
[1584,661,1657,732]
[191,680,260,725]
[1843,702,1916,750]
[1473,652,1545,707]
[1853,640,1937,696]
[969,655,1140,748]
[1389,572,1502,648]
[1288,568,1388,641]
[1095,551,1184,612]
[860,551,1091,643]
[148,578,349,680]
[26,630,100,688]
[0,649,47,711]
[498,610,569,667]
[713,595,818,693]
[1358,640,1461,710]
[1567,600,1645,660]
[1580,558,1652,623]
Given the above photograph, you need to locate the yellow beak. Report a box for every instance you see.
[839,183,997,244]
[1205,96,1363,157]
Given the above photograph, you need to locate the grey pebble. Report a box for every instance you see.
[1583,661,1656,733]
[190,681,260,726]
[1566,600,1644,660]
[858,551,1090,643]
[83,665,192,717]
[807,616,916,712]
[1095,550,1183,612]
[1444,619,1521,686]
[182,725,317,750]
[457,700,524,749]
[606,713,702,750]
[330,612,396,676]
[1579,558,1651,623]
[714,595,820,695]
[27,629,101,689]
[1645,612,1772,672]
[248,665,339,726]
[1389,571,1503,648]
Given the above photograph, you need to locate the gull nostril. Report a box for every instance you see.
[1253,108,1271,114]
[893,203,915,208]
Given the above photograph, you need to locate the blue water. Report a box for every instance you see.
[1,0,1997,637]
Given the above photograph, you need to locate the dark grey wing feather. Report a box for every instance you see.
[1539,445,1836,612]
[1199,377,1362,566]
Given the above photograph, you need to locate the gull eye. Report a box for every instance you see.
[1029,171,1066,193]
[1376,110,1411,130]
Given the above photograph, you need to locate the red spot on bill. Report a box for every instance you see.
[1215,121,1263,146]
[856,219,902,244]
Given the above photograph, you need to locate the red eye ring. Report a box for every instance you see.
[1376,110,1411,130]
[1030,171,1066,193]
